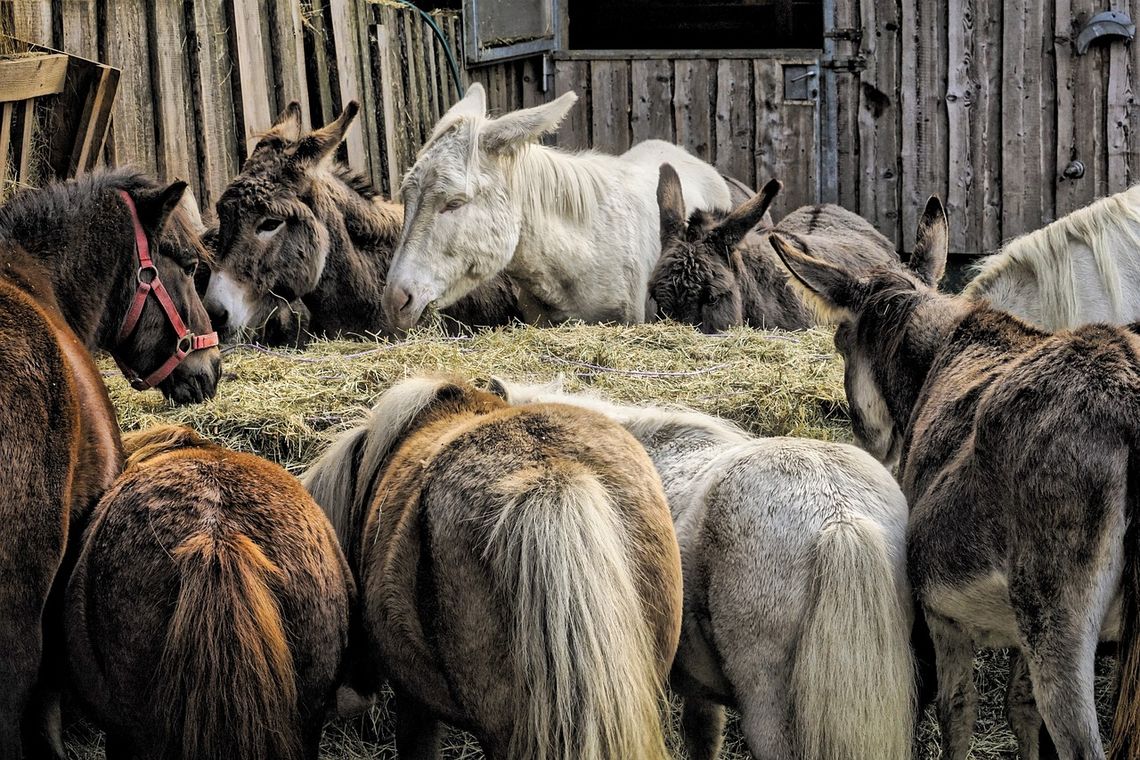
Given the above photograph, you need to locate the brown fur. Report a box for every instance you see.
[208,102,521,346]
[774,197,1140,760]
[650,164,898,332]
[304,377,682,759]
[65,426,353,760]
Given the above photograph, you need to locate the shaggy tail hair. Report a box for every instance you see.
[1111,451,1140,759]
[484,462,670,760]
[157,531,300,760]
[792,515,916,760]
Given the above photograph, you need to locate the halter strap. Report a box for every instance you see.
[113,190,219,391]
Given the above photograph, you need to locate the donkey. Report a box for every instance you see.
[66,425,353,760]
[650,163,898,332]
[772,196,1140,760]
[0,170,218,758]
[492,378,914,760]
[381,83,731,329]
[303,376,683,759]
[205,101,521,346]
[964,184,1140,330]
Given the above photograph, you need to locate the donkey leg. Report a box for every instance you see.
[0,615,44,759]
[393,688,444,760]
[1019,630,1101,760]
[927,611,978,760]
[680,696,726,760]
[1007,650,1044,760]
[735,675,795,759]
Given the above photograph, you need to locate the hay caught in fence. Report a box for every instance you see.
[68,322,1117,759]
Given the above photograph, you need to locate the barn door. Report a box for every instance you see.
[752,54,822,217]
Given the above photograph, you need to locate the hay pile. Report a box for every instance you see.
[71,322,1115,759]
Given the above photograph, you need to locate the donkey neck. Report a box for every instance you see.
[738,240,813,329]
[0,197,134,349]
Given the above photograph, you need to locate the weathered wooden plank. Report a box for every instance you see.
[1128,0,1140,187]
[15,98,34,182]
[630,58,673,143]
[327,0,367,170]
[947,0,1002,254]
[830,0,860,211]
[377,10,405,196]
[302,0,337,126]
[673,59,713,162]
[553,59,590,149]
[10,2,52,45]
[60,0,99,60]
[151,1,198,184]
[901,0,949,250]
[190,0,240,207]
[521,56,548,109]
[715,59,753,186]
[269,0,311,125]
[105,0,157,175]
[1002,0,1055,236]
[1055,0,1100,216]
[590,60,630,154]
[229,0,275,150]
[1108,40,1129,192]
[753,58,780,194]
[0,101,12,191]
[401,9,427,146]
[68,64,119,175]
[421,13,441,124]
[0,54,67,102]
[856,0,901,245]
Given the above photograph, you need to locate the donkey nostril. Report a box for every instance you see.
[394,287,414,314]
[208,306,229,330]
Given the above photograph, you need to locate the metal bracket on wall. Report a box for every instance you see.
[821,55,867,73]
[1075,11,1135,54]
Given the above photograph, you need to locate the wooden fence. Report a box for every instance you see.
[15,0,469,208]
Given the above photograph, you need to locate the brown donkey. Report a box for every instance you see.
[204,102,521,346]
[66,426,353,760]
[650,163,897,332]
[304,376,682,759]
[0,171,220,759]
[772,198,1140,760]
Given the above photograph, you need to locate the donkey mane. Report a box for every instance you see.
[0,168,156,236]
[332,163,382,201]
[964,184,1140,328]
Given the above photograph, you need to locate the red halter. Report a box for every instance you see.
[113,189,219,391]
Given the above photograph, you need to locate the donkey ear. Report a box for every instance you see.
[909,196,949,286]
[480,91,578,154]
[131,180,189,239]
[770,233,862,320]
[445,83,488,122]
[657,163,687,243]
[294,101,360,163]
[271,101,305,142]
[713,178,782,250]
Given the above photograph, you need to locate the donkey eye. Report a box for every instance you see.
[256,217,284,233]
[441,198,467,213]
[183,262,197,276]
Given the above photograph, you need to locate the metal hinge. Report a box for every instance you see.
[824,27,863,44]
[822,54,868,73]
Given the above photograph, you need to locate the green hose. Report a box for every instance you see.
[399,1,467,98]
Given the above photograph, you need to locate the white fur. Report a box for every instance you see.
[494,380,915,760]
[964,184,1140,329]
[385,85,731,328]
[203,270,257,334]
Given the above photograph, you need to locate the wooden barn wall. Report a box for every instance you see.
[14,0,467,209]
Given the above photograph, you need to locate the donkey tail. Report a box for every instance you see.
[792,515,915,760]
[158,531,300,760]
[483,462,669,760]
[1111,450,1140,759]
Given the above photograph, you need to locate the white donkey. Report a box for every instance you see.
[382,84,731,329]
[491,378,915,760]
[964,184,1140,329]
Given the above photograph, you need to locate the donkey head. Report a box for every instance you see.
[206,101,358,343]
[771,197,951,466]
[649,164,781,333]
[383,84,578,331]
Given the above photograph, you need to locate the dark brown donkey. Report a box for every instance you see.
[650,163,897,332]
[66,426,353,760]
[204,102,521,346]
[772,198,1140,760]
[0,170,219,759]
[304,376,682,759]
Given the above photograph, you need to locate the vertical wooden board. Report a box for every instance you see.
[150,1,198,186]
[421,14,441,124]
[715,59,754,186]
[230,0,275,148]
[0,102,13,191]
[1055,0,1099,216]
[402,9,428,145]
[269,0,311,124]
[1128,0,1140,188]
[553,59,590,149]
[303,0,337,126]
[521,56,548,109]
[830,0,861,211]
[946,0,1002,254]
[753,59,781,193]
[485,63,514,115]
[377,13,406,196]
[354,2,383,187]
[673,59,713,162]
[10,1,52,45]
[60,0,98,60]
[328,0,367,170]
[900,0,948,250]
[190,0,240,208]
[432,11,462,107]
[15,99,34,183]
[857,0,902,246]
[590,60,630,154]
[1108,37,1131,190]
[1002,0,1055,238]
[104,0,157,175]
[630,58,673,144]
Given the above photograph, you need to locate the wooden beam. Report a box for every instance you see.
[0,101,13,192]
[0,54,68,102]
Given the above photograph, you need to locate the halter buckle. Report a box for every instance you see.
[137,265,158,285]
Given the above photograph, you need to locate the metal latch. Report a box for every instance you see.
[1076,11,1135,54]
[824,27,863,44]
